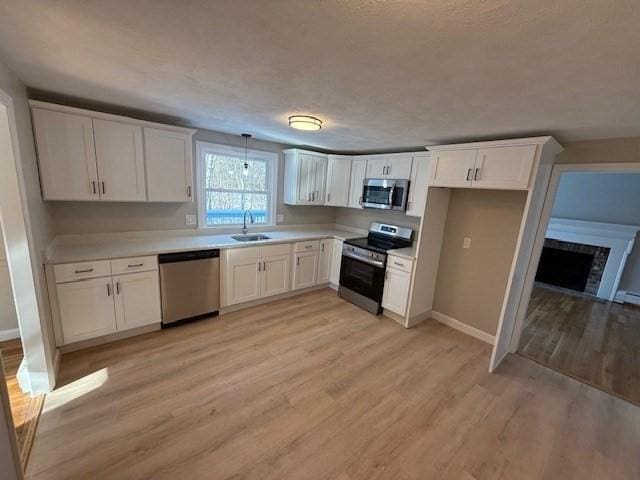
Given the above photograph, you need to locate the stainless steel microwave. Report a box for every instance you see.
[362,178,410,210]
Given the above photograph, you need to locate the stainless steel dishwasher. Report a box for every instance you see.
[158,249,220,327]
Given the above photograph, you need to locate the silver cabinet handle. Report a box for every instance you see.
[91,181,97,194]
[327,192,331,203]
[116,282,120,295]
[321,243,325,252]
[474,168,481,181]
[263,261,266,271]
[74,268,93,274]
[387,165,391,175]
[127,263,144,268]
[358,196,362,206]
[305,245,313,249]
[106,283,111,296]
[308,192,311,202]
[296,256,300,266]
[394,261,404,266]
[101,181,106,194]
[466,168,472,181]
[407,201,412,210]
[187,186,192,197]
[258,262,261,272]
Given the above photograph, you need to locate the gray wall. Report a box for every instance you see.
[50,129,337,234]
[551,172,640,294]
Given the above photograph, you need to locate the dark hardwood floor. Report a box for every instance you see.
[0,338,44,469]
[26,289,639,479]
[518,284,640,405]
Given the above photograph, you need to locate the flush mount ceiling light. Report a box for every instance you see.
[288,115,322,131]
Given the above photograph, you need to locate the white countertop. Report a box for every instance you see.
[386,246,417,261]
[46,228,362,264]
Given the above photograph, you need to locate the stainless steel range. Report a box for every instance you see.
[338,222,414,314]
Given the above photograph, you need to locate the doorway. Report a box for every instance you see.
[514,168,640,404]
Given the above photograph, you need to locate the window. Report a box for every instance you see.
[196,142,277,228]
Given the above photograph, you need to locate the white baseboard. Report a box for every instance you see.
[0,328,19,341]
[615,290,640,306]
[430,311,495,345]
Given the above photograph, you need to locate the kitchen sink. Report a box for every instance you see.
[231,234,271,242]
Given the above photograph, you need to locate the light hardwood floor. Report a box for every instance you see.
[0,338,44,469]
[518,284,640,406]
[28,289,640,479]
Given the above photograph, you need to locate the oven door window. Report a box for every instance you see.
[339,256,386,301]
[363,185,392,207]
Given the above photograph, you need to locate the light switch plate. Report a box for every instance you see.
[276,214,284,224]
[463,237,472,249]
[185,214,197,226]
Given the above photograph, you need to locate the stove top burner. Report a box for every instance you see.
[343,237,402,254]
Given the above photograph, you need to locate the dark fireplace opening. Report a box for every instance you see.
[536,247,595,292]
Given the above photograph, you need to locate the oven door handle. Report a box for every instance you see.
[341,250,385,268]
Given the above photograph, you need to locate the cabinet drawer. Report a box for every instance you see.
[111,255,158,275]
[54,260,111,283]
[387,255,413,273]
[294,240,320,253]
[261,243,291,257]
[227,246,261,261]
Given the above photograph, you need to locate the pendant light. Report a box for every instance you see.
[242,133,251,177]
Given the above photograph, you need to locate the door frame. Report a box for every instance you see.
[501,162,640,354]
[0,86,56,394]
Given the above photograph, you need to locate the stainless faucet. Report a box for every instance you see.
[242,209,254,235]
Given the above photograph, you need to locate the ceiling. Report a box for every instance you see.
[0,0,639,151]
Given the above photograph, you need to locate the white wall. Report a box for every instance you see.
[0,59,56,393]
[551,172,640,294]
[0,228,18,334]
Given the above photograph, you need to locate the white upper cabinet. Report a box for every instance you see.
[365,154,412,179]
[144,128,194,202]
[429,149,478,188]
[32,108,99,201]
[30,101,195,203]
[428,141,539,191]
[348,158,367,209]
[406,153,431,217]
[93,119,146,201]
[473,145,536,190]
[283,149,328,205]
[325,155,352,207]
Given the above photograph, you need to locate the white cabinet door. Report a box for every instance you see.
[144,128,193,202]
[113,271,161,331]
[297,154,314,203]
[429,149,477,188]
[227,250,261,305]
[382,268,411,316]
[329,239,343,285]
[293,251,319,290]
[261,254,290,298]
[325,156,352,206]
[57,277,117,344]
[387,155,413,180]
[32,108,99,201]
[348,158,367,208]
[93,119,146,201]
[311,155,328,204]
[473,145,536,190]
[406,155,431,217]
[366,157,388,178]
[318,239,333,284]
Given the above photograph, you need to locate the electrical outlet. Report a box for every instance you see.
[185,214,197,226]
[463,237,472,249]
[276,214,284,224]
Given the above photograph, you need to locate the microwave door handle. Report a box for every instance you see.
[388,186,395,206]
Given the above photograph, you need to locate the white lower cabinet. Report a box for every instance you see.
[57,277,117,344]
[382,255,414,316]
[318,239,333,284]
[225,244,291,305]
[293,251,319,290]
[113,271,162,331]
[330,239,343,285]
[53,257,161,345]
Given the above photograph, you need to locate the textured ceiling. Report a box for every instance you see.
[0,0,639,151]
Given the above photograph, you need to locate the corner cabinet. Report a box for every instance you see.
[283,149,328,205]
[325,155,352,207]
[405,153,431,217]
[382,255,413,316]
[429,144,537,190]
[30,101,195,203]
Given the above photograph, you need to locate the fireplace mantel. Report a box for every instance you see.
[546,218,640,300]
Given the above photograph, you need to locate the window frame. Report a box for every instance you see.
[195,141,278,230]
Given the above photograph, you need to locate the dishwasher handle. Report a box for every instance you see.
[158,249,220,264]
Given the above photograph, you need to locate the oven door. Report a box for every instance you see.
[339,254,386,302]
[362,179,409,210]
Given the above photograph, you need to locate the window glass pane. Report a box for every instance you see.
[201,147,271,226]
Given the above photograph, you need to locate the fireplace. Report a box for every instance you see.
[536,239,610,294]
